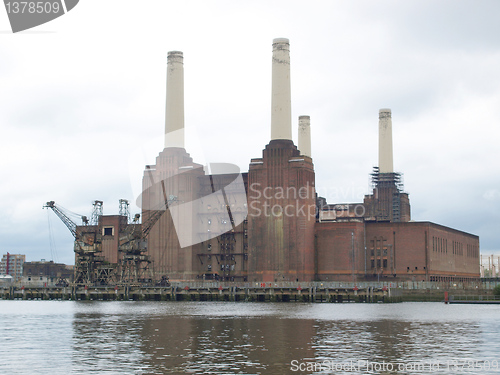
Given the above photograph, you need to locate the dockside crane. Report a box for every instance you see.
[43,201,109,286]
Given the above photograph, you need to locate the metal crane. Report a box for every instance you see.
[43,201,97,253]
[43,201,107,285]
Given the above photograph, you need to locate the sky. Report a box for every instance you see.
[0,0,499,265]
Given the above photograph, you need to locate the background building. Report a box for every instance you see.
[23,260,73,282]
[0,253,25,282]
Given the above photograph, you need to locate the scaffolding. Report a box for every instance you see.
[119,199,131,223]
[90,200,103,225]
[369,167,407,222]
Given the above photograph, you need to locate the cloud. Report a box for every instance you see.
[483,189,500,201]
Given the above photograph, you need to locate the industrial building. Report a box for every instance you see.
[23,260,73,283]
[51,38,480,285]
[139,38,479,283]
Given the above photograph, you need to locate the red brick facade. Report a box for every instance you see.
[100,215,128,264]
[98,154,479,283]
[315,221,365,281]
[248,140,315,282]
[315,221,480,282]
[141,147,204,280]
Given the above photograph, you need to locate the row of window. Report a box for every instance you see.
[370,249,388,257]
[452,240,463,256]
[433,236,479,258]
[430,276,477,282]
[370,259,388,269]
[205,241,248,251]
[206,264,236,272]
[466,243,479,258]
[369,239,384,250]
[370,237,389,269]
[433,236,448,253]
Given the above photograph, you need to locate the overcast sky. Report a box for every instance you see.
[1,0,499,265]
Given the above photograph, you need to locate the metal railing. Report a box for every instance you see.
[449,295,500,301]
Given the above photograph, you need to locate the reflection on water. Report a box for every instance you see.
[0,301,499,374]
[140,316,315,374]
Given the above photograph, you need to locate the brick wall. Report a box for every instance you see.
[315,221,364,281]
[248,140,316,282]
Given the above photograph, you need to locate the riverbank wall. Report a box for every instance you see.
[1,281,498,303]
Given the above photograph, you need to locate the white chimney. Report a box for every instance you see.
[378,108,393,173]
[164,51,185,149]
[271,38,292,141]
[298,115,311,157]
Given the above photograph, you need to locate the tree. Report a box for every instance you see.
[493,284,500,297]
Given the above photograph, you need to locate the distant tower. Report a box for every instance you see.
[247,38,316,282]
[364,109,410,222]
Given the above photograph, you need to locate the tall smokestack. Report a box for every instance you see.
[298,115,311,157]
[271,38,292,141]
[164,51,185,149]
[378,108,393,173]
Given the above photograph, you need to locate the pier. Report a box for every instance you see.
[447,295,500,304]
[0,282,402,303]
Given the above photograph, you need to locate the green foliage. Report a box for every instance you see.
[493,284,500,296]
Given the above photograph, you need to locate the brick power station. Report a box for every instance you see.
[135,38,480,284]
[65,39,479,285]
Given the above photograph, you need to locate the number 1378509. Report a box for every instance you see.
[5,2,61,14]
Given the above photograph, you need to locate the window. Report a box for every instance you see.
[103,227,114,236]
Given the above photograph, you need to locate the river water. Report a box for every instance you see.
[0,301,499,374]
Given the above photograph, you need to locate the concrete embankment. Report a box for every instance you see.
[1,281,497,303]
